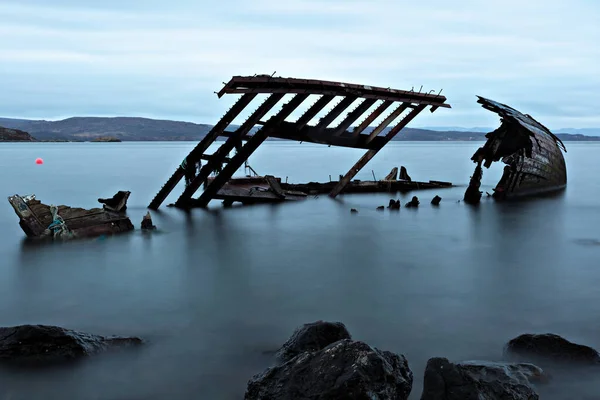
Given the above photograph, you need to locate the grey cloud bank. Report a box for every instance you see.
[1,0,599,128]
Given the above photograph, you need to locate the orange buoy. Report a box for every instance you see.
[35,158,43,165]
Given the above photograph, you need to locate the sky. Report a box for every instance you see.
[1,0,599,128]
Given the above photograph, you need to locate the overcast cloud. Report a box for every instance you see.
[1,0,599,128]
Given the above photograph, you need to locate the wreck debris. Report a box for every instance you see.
[431,195,442,205]
[98,190,130,212]
[8,194,134,240]
[405,196,420,208]
[384,167,398,181]
[148,75,451,210]
[141,212,156,230]
[399,166,412,181]
[464,96,567,204]
[180,173,451,207]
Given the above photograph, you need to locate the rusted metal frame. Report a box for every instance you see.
[295,95,336,130]
[223,88,450,108]
[194,94,310,208]
[314,96,358,131]
[174,94,285,207]
[365,103,410,144]
[351,100,394,137]
[148,93,257,210]
[219,76,448,105]
[333,98,378,136]
[329,104,427,198]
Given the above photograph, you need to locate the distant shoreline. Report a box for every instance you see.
[2,116,600,142]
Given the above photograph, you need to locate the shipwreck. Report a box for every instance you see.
[464,97,567,204]
[149,74,453,209]
[8,191,133,240]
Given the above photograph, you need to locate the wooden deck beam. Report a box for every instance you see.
[364,103,410,144]
[193,94,310,208]
[295,95,335,130]
[175,93,285,207]
[351,100,393,137]
[329,104,428,198]
[333,98,378,136]
[314,96,358,131]
[148,93,256,210]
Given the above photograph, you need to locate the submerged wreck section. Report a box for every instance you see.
[181,167,452,207]
[148,75,451,210]
[8,194,133,240]
[464,96,567,204]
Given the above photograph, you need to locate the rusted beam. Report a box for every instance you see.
[314,96,358,131]
[333,98,378,136]
[175,94,285,207]
[148,93,256,210]
[218,76,450,108]
[329,104,427,198]
[351,100,393,137]
[194,94,310,208]
[295,95,335,130]
[223,89,450,108]
[364,103,410,144]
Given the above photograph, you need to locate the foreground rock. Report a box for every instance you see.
[0,325,142,365]
[505,333,600,366]
[420,357,546,400]
[275,320,351,363]
[246,339,413,400]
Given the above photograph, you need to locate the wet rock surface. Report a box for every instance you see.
[0,325,142,365]
[431,195,442,205]
[505,333,600,366]
[275,320,351,363]
[420,357,546,400]
[246,339,413,400]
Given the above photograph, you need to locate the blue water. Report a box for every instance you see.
[1,141,599,399]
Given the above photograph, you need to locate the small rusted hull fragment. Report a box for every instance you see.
[464,96,567,204]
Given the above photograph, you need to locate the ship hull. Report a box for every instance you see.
[464,96,567,204]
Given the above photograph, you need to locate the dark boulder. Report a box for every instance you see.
[420,357,546,400]
[388,199,400,210]
[0,325,142,366]
[376,205,385,211]
[275,320,351,363]
[431,195,442,206]
[505,333,600,366]
[350,208,358,214]
[246,339,413,400]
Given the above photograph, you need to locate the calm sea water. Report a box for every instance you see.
[1,141,599,399]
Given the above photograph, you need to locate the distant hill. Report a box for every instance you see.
[0,117,212,141]
[0,126,36,142]
[0,117,599,142]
